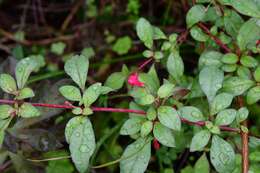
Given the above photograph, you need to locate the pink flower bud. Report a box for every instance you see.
[153,138,160,150]
[128,72,144,87]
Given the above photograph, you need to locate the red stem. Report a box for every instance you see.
[138,58,153,71]
[0,99,240,133]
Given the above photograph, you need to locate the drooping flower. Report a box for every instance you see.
[153,138,160,150]
[128,72,144,87]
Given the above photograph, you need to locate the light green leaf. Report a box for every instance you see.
[190,26,209,42]
[65,116,87,143]
[104,72,126,90]
[247,86,260,105]
[157,83,175,98]
[59,85,81,101]
[81,47,95,59]
[186,5,206,28]
[153,26,166,40]
[158,106,181,131]
[147,106,157,121]
[167,51,184,82]
[194,154,210,173]
[82,83,102,107]
[0,105,14,119]
[153,122,175,147]
[69,117,95,173]
[0,130,4,149]
[230,0,260,18]
[179,106,205,122]
[120,117,145,135]
[64,55,89,91]
[139,73,159,95]
[198,51,223,69]
[237,66,251,79]
[254,66,260,82]
[210,93,233,115]
[112,36,132,55]
[199,66,224,102]
[222,77,255,96]
[190,130,211,152]
[236,107,249,123]
[120,137,151,173]
[0,74,17,94]
[51,42,66,55]
[240,55,258,68]
[221,53,239,64]
[19,103,40,118]
[215,109,237,126]
[136,94,155,105]
[16,87,35,100]
[210,135,235,173]
[140,121,153,137]
[136,18,153,48]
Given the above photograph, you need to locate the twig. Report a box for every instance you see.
[0,161,12,172]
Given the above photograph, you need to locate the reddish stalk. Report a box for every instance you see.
[0,99,240,133]
[138,58,153,71]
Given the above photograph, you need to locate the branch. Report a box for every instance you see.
[0,99,240,133]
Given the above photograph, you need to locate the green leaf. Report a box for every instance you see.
[237,66,251,79]
[0,74,17,94]
[112,36,132,55]
[199,66,224,102]
[153,26,166,40]
[215,109,237,126]
[16,87,35,100]
[136,94,155,105]
[120,117,145,135]
[221,64,237,73]
[237,18,260,51]
[221,53,239,64]
[194,154,210,173]
[247,86,260,105]
[82,83,102,107]
[120,137,151,173]
[190,130,211,152]
[15,57,39,89]
[186,5,206,28]
[136,18,153,48]
[147,106,157,121]
[0,130,4,149]
[59,85,81,102]
[198,51,223,69]
[153,122,175,147]
[104,72,126,90]
[81,47,95,59]
[240,55,258,68]
[236,107,249,123]
[64,55,89,91]
[157,83,175,98]
[210,93,233,115]
[139,73,159,95]
[19,103,40,118]
[254,66,260,82]
[51,42,66,55]
[0,105,14,119]
[190,26,209,42]
[222,77,255,96]
[157,106,181,131]
[167,51,184,82]
[179,106,205,122]
[69,117,95,173]
[65,116,86,143]
[140,121,153,137]
[230,0,260,18]
[210,135,235,173]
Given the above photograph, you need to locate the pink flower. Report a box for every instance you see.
[128,72,144,87]
[153,139,160,150]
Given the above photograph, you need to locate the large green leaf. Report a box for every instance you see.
[136,18,153,48]
[153,122,175,147]
[64,55,89,91]
[215,109,237,126]
[120,117,145,135]
[199,66,224,102]
[186,5,206,28]
[194,154,210,173]
[198,51,223,69]
[157,106,181,131]
[0,74,17,94]
[69,117,95,173]
[210,92,233,115]
[230,0,260,18]
[120,137,151,173]
[59,85,81,101]
[247,86,260,105]
[210,135,235,173]
[65,116,87,144]
[190,130,211,152]
[167,51,184,82]
[179,106,205,122]
[104,72,126,90]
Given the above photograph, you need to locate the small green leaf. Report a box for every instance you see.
[237,66,251,79]
[222,77,255,96]
[246,86,260,105]
[0,74,17,94]
[140,121,153,137]
[167,51,184,82]
[190,26,209,42]
[210,93,233,115]
[194,154,210,173]
[120,117,145,135]
[215,109,237,126]
[158,106,181,131]
[190,130,211,152]
[198,51,223,69]
[72,108,82,115]
[81,47,95,59]
[59,85,81,101]
[186,5,206,28]
[153,26,166,40]
[236,107,249,123]
[112,36,132,55]
[153,122,175,147]
[179,106,205,122]
[82,107,93,116]
[120,137,151,173]
[64,55,89,91]
[157,83,175,98]
[230,0,260,18]
[65,116,86,143]
[199,66,224,102]
[253,66,260,82]
[0,105,14,119]
[210,135,235,173]
[19,103,40,118]
[136,94,155,106]
[69,117,95,173]
[104,72,126,90]
[136,18,153,48]
[221,53,239,64]
[82,83,102,107]
[240,55,258,68]
[139,73,159,95]
[16,87,35,100]
[51,42,66,55]
[221,64,237,72]
[147,106,157,121]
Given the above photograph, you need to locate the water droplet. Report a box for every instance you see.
[75,132,80,137]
